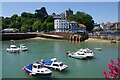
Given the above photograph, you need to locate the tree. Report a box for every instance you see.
[46,16,54,22]
[32,21,42,31]
[11,14,18,21]
[41,20,47,31]
[16,17,21,22]
[35,7,48,18]
[21,12,27,17]
[103,58,120,79]
[2,17,11,29]
[9,21,17,28]
[47,22,54,31]
[67,11,94,31]
[21,24,29,32]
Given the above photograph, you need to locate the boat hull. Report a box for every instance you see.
[25,67,52,78]
[44,65,67,71]
[6,49,19,53]
[68,53,87,59]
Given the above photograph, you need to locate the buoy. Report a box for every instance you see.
[22,68,25,71]
[29,73,32,76]
[58,68,61,71]
[16,52,18,54]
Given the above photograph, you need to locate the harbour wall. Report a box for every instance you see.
[2,32,89,41]
[2,33,37,41]
[89,34,120,40]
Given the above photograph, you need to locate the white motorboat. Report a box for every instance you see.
[6,45,19,53]
[78,48,94,58]
[22,62,52,78]
[19,44,28,51]
[66,48,94,59]
[66,51,87,59]
[94,48,101,51]
[42,58,67,71]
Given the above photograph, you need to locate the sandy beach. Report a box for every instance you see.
[84,38,119,44]
[26,37,119,44]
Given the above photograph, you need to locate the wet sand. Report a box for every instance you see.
[26,37,119,44]
[85,38,119,44]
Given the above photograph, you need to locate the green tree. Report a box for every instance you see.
[2,17,11,29]
[46,16,54,22]
[41,20,47,31]
[21,24,29,32]
[9,21,17,28]
[67,11,94,31]
[16,17,21,22]
[47,22,54,31]
[21,12,27,17]
[32,21,41,31]
[11,14,18,21]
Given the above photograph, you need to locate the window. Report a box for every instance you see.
[53,64,59,67]
[60,63,63,66]
[38,65,41,69]
[33,65,37,68]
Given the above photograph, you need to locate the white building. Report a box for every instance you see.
[54,19,70,32]
[69,21,79,32]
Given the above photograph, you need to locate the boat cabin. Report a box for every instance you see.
[10,45,17,48]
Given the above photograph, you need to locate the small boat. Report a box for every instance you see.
[66,51,87,59]
[78,48,94,58]
[41,58,67,71]
[10,40,15,43]
[19,44,28,51]
[66,48,94,59]
[22,62,52,78]
[6,45,19,53]
[94,48,101,51]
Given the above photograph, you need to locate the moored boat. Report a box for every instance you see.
[78,48,94,58]
[67,51,87,59]
[22,62,52,78]
[94,48,101,51]
[66,48,94,59]
[6,45,19,53]
[19,44,28,51]
[41,58,67,71]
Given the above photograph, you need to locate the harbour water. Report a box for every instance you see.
[2,39,118,78]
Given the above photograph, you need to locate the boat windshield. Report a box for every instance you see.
[11,47,17,48]
[77,53,84,55]
[38,65,41,69]
[60,63,63,66]
[33,65,37,68]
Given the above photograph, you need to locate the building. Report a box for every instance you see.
[69,21,79,32]
[54,19,70,32]
[52,13,62,20]
[100,22,114,31]
[113,22,120,28]
[60,9,73,19]
[94,23,100,29]
[78,24,86,31]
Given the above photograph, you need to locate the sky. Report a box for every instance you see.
[2,2,118,24]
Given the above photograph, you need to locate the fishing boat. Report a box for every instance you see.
[22,62,52,78]
[94,48,101,51]
[6,45,19,53]
[41,58,67,71]
[66,51,88,59]
[19,44,28,51]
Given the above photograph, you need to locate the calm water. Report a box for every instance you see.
[2,39,118,78]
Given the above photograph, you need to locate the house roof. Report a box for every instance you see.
[78,24,86,27]
[70,21,78,23]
